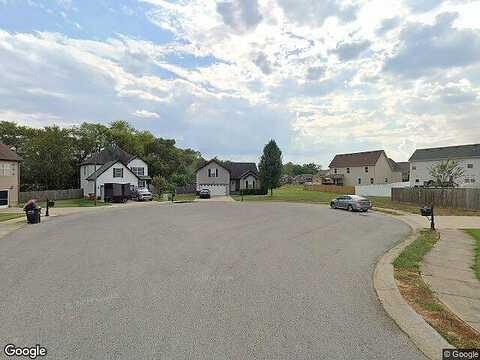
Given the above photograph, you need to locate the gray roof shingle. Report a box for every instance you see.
[329,150,384,168]
[0,143,21,161]
[409,144,480,162]
[224,162,258,179]
[81,146,135,165]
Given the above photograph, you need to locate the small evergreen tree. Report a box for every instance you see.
[259,140,283,196]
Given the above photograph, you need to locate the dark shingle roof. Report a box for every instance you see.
[0,143,21,161]
[81,146,135,165]
[409,144,480,162]
[196,159,258,179]
[329,150,384,168]
[224,162,258,179]
[395,162,410,173]
[86,160,117,180]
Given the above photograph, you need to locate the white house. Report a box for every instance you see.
[409,144,480,187]
[80,146,151,199]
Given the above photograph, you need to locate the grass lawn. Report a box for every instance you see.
[464,229,480,280]
[233,185,480,216]
[394,229,480,348]
[393,229,439,271]
[20,198,110,208]
[0,213,24,222]
[174,194,197,202]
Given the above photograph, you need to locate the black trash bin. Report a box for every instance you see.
[24,199,41,224]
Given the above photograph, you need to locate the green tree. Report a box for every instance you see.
[429,160,465,187]
[259,140,283,196]
[151,175,171,195]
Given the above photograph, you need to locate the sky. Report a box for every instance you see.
[0,0,480,166]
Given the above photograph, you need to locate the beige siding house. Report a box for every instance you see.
[328,150,403,187]
[0,143,21,207]
[196,159,260,196]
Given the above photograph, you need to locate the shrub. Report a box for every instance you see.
[240,188,268,195]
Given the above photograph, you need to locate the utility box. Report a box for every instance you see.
[104,183,131,203]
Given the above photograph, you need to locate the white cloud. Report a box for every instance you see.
[1,0,480,164]
[133,109,160,118]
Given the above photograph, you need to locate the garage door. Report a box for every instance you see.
[198,184,228,196]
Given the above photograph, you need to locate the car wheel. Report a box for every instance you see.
[330,202,336,209]
[347,205,353,212]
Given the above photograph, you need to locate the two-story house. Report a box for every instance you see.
[328,150,403,187]
[409,144,480,187]
[0,143,21,207]
[80,146,150,199]
[196,159,260,195]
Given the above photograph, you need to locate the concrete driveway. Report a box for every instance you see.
[0,202,425,359]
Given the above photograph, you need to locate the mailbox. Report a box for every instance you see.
[420,207,432,217]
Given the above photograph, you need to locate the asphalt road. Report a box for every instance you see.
[0,202,425,359]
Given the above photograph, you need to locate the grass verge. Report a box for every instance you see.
[233,185,480,216]
[464,229,480,280]
[394,229,480,348]
[0,213,24,222]
[20,198,110,208]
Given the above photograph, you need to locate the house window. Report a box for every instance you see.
[208,168,218,177]
[370,178,374,184]
[412,166,416,170]
[0,163,14,177]
[415,179,419,183]
[253,180,255,188]
[358,178,361,185]
[138,180,146,188]
[246,180,249,189]
[365,167,369,173]
[385,178,388,183]
[334,168,337,174]
[131,167,144,176]
[113,168,123,178]
[346,168,350,174]
[468,164,474,169]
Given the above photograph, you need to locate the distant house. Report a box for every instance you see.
[80,146,151,199]
[328,150,403,186]
[409,144,480,187]
[293,174,313,184]
[196,159,260,195]
[0,143,21,207]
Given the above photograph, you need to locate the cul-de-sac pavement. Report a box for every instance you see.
[0,202,426,359]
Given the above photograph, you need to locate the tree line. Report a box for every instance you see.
[0,121,203,192]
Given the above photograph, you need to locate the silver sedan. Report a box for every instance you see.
[330,195,372,212]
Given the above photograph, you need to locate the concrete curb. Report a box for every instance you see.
[373,226,452,360]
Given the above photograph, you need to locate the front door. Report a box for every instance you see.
[0,190,8,208]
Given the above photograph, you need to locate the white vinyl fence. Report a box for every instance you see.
[355,182,410,198]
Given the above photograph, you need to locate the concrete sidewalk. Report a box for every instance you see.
[373,207,480,230]
[422,229,480,333]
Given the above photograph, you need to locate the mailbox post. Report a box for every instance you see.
[420,205,435,230]
[45,199,55,217]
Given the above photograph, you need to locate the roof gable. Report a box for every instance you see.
[86,160,139,181]
[0,143,21,161]
[196,159,230,173]
[409,144,480,162]
[329,150,384,168]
